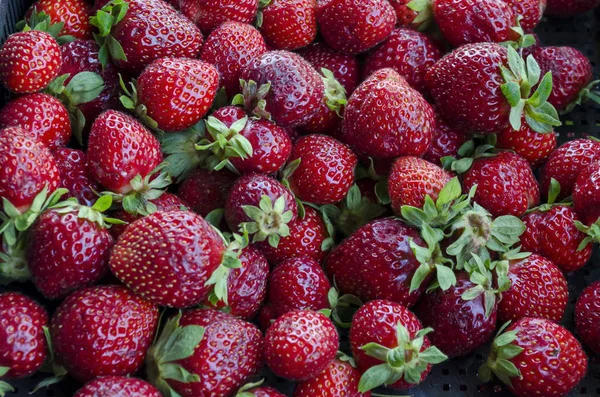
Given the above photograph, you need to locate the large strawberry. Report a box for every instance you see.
[179,0,258,35]
[504,0,546,30]
[545,0,600,16]
[74,377,161,397]
[294,358,371,397]
[258,0,317,50]
[575,281,600,355]
[178,168,236,217]
[495,117,557,168]
[27,0,92,39]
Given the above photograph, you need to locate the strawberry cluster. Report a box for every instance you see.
[0,0,599,396]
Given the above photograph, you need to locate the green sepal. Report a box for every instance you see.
[500,18,537,50]
[160,121,208,182]
[563,79,600,114]
[118,75,162,132]
[407,0,434,31]
[49,195,123,229]
[330,289,362,329]
[17,7,74,43]
[479,321,524,388]
[204,230,248,305]
[0,380,13,397]
[240,195,294,247]
[231,80,272,120]
[90,0,129,68]
[236,379,266,397]
[321,68,347,116]
[574,220,600,251]
[195,115,251,173]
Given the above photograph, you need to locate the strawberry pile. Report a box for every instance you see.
[0,0,599,396]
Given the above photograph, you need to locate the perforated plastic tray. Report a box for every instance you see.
[1,1,600,396]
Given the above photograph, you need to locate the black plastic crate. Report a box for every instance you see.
[0,0,599,396]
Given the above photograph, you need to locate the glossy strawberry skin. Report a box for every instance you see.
[109,210,225,308]
[260,0,317,50]
[178,168,236,217]
[325,218,429,307]
[575,281,600,355]
[573,160,600,225]
[342,68,434,160]
[28,0,92,39]
[169,309,263,397]
[423,113,468,165]
[350,300,432,390]
[264,310,338,381]
[0,128,60,212]
[293,358,371,397]
[87,110,163,194]
[462,152,540,217]
[74,376,162,397]
[51,285,158,382]
[316,0,396,54]
[53,148,101,207]
[504,0,546,30]
[0,293,48,379]
[545,0,600,17]
[200,22,267,97]
[0,31,62,94]
[0,93,71,149]
[496,121,557,168]
[179,0,258,35]
[415,272,497,358]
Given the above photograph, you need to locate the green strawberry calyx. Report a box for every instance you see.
[90,0,129,69]
[441,140,497,175]
[326,286,363,328]
[240,194,295,248]
[236,379,267,397]
[0,239,28,285]
[254,0,273,28]
[479,321,524,387]
[321,68,347,117]
[119,76,162,133]
[147,311,205,397]
[159,121,209,183]
[500,17,537,51]
[501,46,561,133]
[33,326,68,392]
[574,219,600,251]
[232,80,272,121]
[526,178,571,214]
[564,79,600,114]
[407,0,434,31]
[49,195,126,229]
[358,324,447,392]
[16,8,76,44]
[0,369,14,397]
[409,224,456,293]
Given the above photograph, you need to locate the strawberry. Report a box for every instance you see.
[349,300,447,392]
[74,376,161,397]
[200,22,267,98]
[316,0,396,54]
[389,0,424,29]
[298,68,347,135]
[294,358,371,397]
[109,210,226,308]
[147,309,262,397]
[575,281,600,355]
[51,285,159,382]
[573,160,600,225]
[179,0,258,35]
[238,383,286,397]
[480,318,587,397]
[90,0,203,74]
[495,118,557,168]
[258,0,317,50]
[363,28,442,95]
[342,69,435,160]
[504,0,546,30]
[545,0,600,16]
[498,254,568,322]
[287,135,357,205]
[423,113,468,165]
[0,93,70,150]
[178,169,237,217]
[53,148,101,207]
[0,30,62,94]
[264,310,338,380]
[426,44,560,134]
[27,0,92,39]
[238,51,325,127]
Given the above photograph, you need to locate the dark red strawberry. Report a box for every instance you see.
[0,30,62,94]
[316,0,396,54]
[179,0,258,35]
[496,118,557,168]
[178,168,237,217]
[258,0,317,50]
[51,285,158,382]
[423,113,468,165]
[109,210,226,308]
[350,300,447,392]
[575,281,600,355]
[545,0,600,16]
[480,318,587,397]
[294,358,371,397]
[298,68,347,135]
[504,0,546,30]
[264,310,338,380]
[200,22,267,97]
[53,148,100,207]
[74,376,161,397]
[27,0,92,39]
[342,68,434,160]
[573,160,600,225]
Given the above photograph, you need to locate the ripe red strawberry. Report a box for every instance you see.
[0,30,62,94]
[498,254,568,322]
[179,0,258,35]
[575,281,600,355]
[504,0,546,30]
[147,309,263,397]
[573,160,600,225]
[87,110,163,194]
[27,0,92,39]
[258,0,317,50]
[0,292,48,382]
[462,151,540,217]
[74,376,161,397]
[239,51,324,127]
[264,310,338,380]
[496,119,557,168]
[389,0,423,29]
[200,22,267,97]
[0,93,70,150]
[350,300,447,392]
[423,113,468,165]
[545,0,600,16]
[316,0,396,54]
[388,156,453,214]
[178,169,236,217]
[53,148,100,207]
[294,358,371,397]
[51,285,158,382]
[342,68,434,160]
[238,384,286,397]
[109,210,226,308]
[480,318,587,397]
[363,28,442,95]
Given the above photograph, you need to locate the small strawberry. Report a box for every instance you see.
[504,0,546,30]
[298,68,347,135]
[575,281,600,355]
[53,148,101,207]
[294,358,371,397]
[264,310,338,380]
[0,30,62,94]
[350,300,447,392]
[495,118,557,168]
[480,318,587,397]
[27,0,92,39]
[316,0,396,54]
[258,0,317,50]
[237,382,286,397]
[178,169,237,217]
[74,376,161,397]
[573,160,600,225]
[545,0,600,16]
[389,0,424,29]
[179,0,258,35]
[423,113,468,165]
[51,285,159,382]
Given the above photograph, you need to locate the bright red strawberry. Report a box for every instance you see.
[74,376,161,397]
[0,93,70,150]
[179,0,258,35]
[573,160,600,225]
[147,309,262,397]
[423,113,468,165]
[504,0,546,30]
[342,68,434,160]
[363,28,442,95]
[350,300,447,392]
[496,119,557,168]
[575,281,600,355]
[545,0,600,16]
[316,0,396,54]
[53,148,100,207]
[0,30,62,94]
[239,51,324,127]
[51,285,158,382]
[258,0,317,50]
[294,358,371,397]
[109,210,226,308]
[27,0,92,39]
[200,22,267,97]
[480,318,587,397]
[462,151,540,217]
[264,310,338,380]
[0,292,48,381]
[178,168,237,217]
[389,0,423,29]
